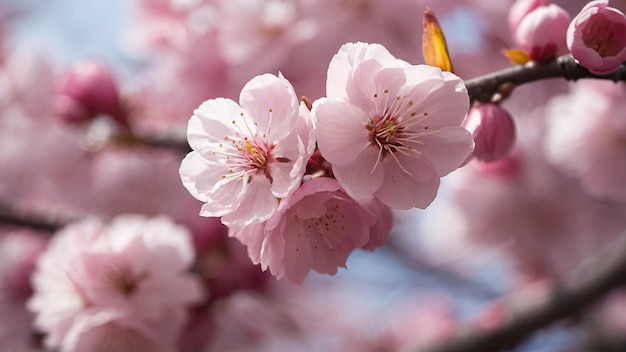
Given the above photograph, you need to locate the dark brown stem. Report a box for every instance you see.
[113,131,191,153]
[465,55,626,103]
[422,234,626,352]
[0,202,73,233]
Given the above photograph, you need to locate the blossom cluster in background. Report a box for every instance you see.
[0,0,626,351]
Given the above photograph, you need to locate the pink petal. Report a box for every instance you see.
[308,230,350,275]
[400,68,469,130]
[375,154,439,209]
[417,127,474,176]
[326,42,399,101]
[260,224,286,278]
[229,222,265,265]
[331,146,384,201]
[221,176,278,226]
[179,152,238,207]
[239,73,300,142]
[281,217,314,284]
[187,98,245,154]
[269,107,315,197]
[347,64,407,116]
[313,99,371,165]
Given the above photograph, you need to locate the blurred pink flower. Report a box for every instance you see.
[545,81,626,202]
[463,103,516,162]
[217,0,315,68]
[28,215,205,351]
[230,177,390,284]
[567,0,626,75]
[313,42,473,209]
[514,4,571,62]
[53,60,126,125]
[180,73,315,226]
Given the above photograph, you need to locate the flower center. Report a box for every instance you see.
[242,139,270,170]
[365,90,435,175]
[368,118,401,152]
[582,14,626,58]
[216,134,290,184]
[108,267,141,297]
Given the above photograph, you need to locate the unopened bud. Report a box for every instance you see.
[508,0,547,34]
[514,4,571,63]
[567,0,626,75]
[463,104,516,163]
[54,60,126,125]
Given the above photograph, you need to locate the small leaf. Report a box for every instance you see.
[423,7,453,72]
[502,48,531,65]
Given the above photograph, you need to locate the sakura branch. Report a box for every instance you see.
[0,202,66,233]
[422,234,626,352]
[465,54,626,103]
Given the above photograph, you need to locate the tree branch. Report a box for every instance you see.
[421,234,626,352]
[0,202,71,233]
[464,55,626,103]
[114,131,191,154]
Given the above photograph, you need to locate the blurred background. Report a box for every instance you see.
[2,0,626,351]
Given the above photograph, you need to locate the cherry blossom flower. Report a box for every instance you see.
[313,42,473,209]
[230,177,391,284]
[28,215,205,352]
[53,60,126,125]
[567,0,626,75]
[180,73,315,226]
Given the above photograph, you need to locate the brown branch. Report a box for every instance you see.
[113,131,191,153]
[465,55,626,103]
[0,202,73,233]
[421,234,626,352]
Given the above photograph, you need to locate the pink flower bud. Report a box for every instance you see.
[508,0,547,34]
[514,4,571,62]
[567,0,626,75]
[463,104,516,163]
[54,60,126,124]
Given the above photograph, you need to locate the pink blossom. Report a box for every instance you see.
[463,104,516,162]
[28,215,205,351]
[230,177,390,284]
[567,0,626,75]
[53,60,126,125]
[514,4,571,62]
[180,73,315,226]
[544,80,626,202]
[313,42,473,209]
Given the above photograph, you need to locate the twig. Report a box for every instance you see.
[421,234,626,352]
[0,202,69,233]
[464,55,626,103]
[114,131,191,153]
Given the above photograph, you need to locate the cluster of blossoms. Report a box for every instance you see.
[180,42,474,284]
[28,215,205,351]
[505,0,626,72]
[464,0,626,163]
